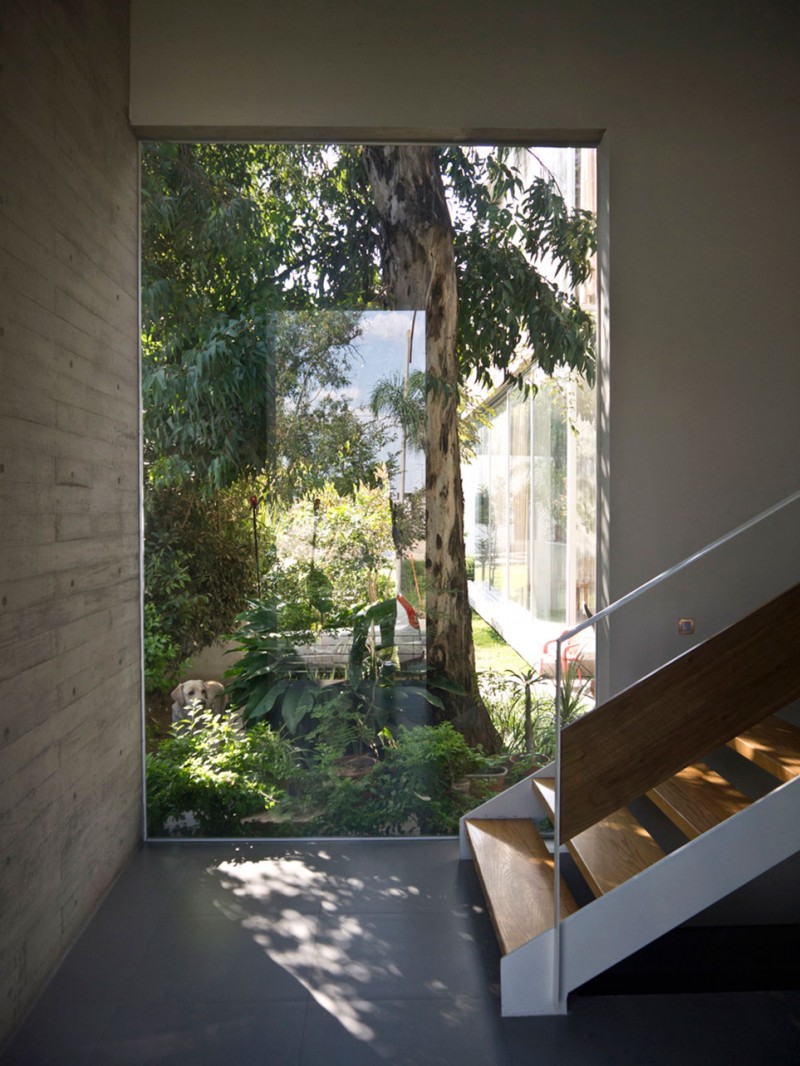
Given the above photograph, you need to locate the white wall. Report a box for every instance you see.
[130,0,800,693]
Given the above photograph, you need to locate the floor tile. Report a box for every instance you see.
[4,841,800,1066]
[90,1000,306,1066]
[300,995,509,1066]
[209,839,484,917]
[503,990,800,1066]
[119,912,315,1005]
[309,909,498,1003]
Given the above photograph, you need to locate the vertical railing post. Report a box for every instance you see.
[553,635,563,1012]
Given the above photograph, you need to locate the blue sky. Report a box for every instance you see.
[342,310,426,494]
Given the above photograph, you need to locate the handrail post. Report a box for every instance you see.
[553,635,563,1012]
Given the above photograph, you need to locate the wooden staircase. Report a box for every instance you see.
[464,714,800,1015]
[461,583,800,1016]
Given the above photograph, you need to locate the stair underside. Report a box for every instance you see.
[464,818,577,954]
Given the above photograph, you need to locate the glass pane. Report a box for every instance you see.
[508,388,531,609]
[574,379,596,618]
[142,140,596,842]
[469,423,492,589]
[533,382,568,623]
[489,400,509,598]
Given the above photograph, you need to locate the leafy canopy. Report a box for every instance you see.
[141,142,596,492]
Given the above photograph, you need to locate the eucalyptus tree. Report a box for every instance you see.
[360,146,595,750]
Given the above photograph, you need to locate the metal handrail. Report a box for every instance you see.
[550,486,800,1012]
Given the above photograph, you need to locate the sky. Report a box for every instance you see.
[337,310,426,495]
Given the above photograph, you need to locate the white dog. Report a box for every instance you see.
[170,679,226,724]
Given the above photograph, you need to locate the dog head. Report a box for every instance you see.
[170,679,226,723]
[171,679,208,708]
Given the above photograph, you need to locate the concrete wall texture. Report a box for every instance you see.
[0,0,141,1041]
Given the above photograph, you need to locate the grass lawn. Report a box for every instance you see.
[471,611,530,675]
[400,559,529,677]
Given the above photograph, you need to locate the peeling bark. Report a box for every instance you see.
[362,146,500,752]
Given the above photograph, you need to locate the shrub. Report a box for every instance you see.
[274,481,395,610]
[478,670,527,753]
[143,601,187,694]
[479,664,593,764]
[146,711,297,836]
[226,596,438,745]
[305,723,491,836]
[144,481,257,667]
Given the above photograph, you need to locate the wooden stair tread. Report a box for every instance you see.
[533,778,666,897]
[647,762,751,838]
[728,715,800,783]
[464,818,578,955]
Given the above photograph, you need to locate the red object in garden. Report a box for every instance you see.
[397,593,420,630]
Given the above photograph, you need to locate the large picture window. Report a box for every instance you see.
[141,142,597,838]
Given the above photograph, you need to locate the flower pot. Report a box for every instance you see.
[332,754,377,780]
[454,765,508,796]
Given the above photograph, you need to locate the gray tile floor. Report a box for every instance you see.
[3,839,800,1065]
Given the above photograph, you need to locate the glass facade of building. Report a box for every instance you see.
[464,372,596,654]
[463,145,597,661]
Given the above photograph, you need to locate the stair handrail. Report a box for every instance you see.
[550,485,800,1013]
[556,486,800,655]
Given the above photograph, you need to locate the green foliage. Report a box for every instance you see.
[142,144,283,489]
[274,481,396,610]
[146,711,297,836]
[370,369,428,454]
[144,483,256,665]
[222,599,306,728]
[479,671,529,754]
[269,310,393,501]
[439,146,596,388]
[140,141,597,752]
[142,146,595,466]
[226,596,436,747]
[305,723,490,836]
[143,602,187,694]
[141,146,383,493]
[479,663,592,764]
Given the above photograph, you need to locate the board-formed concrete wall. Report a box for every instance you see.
[0,0,141,1041]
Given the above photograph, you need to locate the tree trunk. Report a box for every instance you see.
[362,146,500,753]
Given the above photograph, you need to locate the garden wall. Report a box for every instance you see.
[0,0,141,1042]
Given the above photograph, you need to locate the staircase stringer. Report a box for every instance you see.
[559,772,800,998]
[560,582,800,841]
[500,927,561,1016]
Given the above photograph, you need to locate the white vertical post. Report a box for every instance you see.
[553,635,564,1011]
